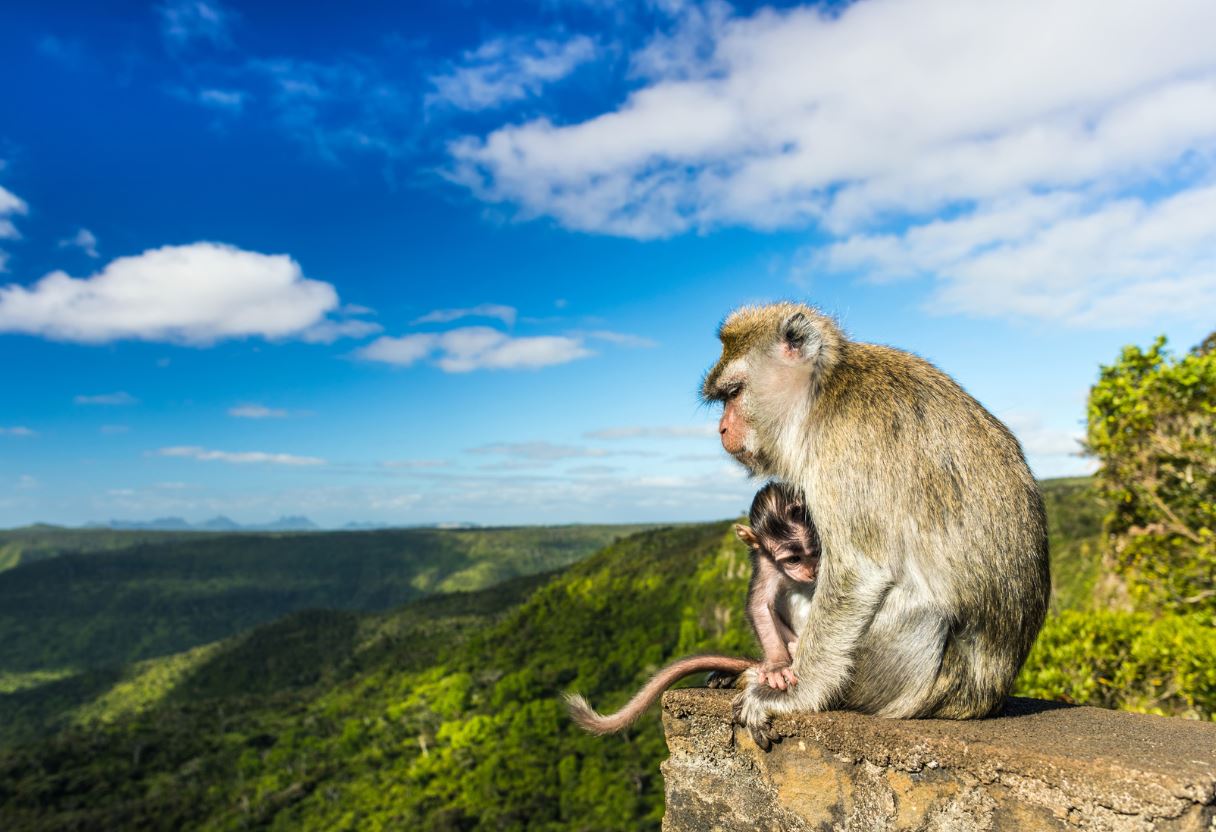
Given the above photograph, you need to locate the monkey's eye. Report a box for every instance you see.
[724,384,743,401]
[784,557,801,566]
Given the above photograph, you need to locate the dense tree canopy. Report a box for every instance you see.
[1086,333,1216,622]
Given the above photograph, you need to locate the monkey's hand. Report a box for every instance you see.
[757,661,797,691]
[732,687,781,752]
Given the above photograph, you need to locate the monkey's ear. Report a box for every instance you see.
[734,523,760,548]
[780,312,823,364]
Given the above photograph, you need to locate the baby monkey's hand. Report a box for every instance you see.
[757,661,798,690]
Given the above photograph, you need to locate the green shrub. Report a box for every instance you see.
[1017,609,1216,720]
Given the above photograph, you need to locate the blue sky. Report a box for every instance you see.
[1,0,1214,527]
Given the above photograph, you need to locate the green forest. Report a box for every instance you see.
[0,334,1212,830]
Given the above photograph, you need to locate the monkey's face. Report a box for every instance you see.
[767,540,819,584]
[703,303,826,476]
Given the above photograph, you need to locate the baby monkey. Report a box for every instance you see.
[567,482,820,734]
[734,481,820,690]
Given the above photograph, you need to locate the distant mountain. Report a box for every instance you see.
[198,516,241,531]
[89,516,321,532]
[257,515,319,531]
[103,517,194,531]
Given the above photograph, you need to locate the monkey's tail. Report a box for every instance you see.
[564,654,754,736]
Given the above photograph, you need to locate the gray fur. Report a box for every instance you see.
[706,303,1050,748]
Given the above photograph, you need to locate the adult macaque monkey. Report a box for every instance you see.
[566,482,820,734]
[704,302,1049,749]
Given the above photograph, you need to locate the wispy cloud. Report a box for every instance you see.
[197,88,247,112]
[584,424,716,440]
[357,326,593,372]
[37,35,86,68]
[228,404,289,419]
[578,330,658,348]
[157,445,325,466]
[382,459,450,470]
[75,392,138,406]
[0,242,370,345]
[57,228,99,258]
[413,303,517,327]
[157,0,234,49]
[0,182,28,272]
[1002,412,1094,479]
[428,34,598,111]
[468,441,614,461]
[0,426,36,437]
[241,57,413,165]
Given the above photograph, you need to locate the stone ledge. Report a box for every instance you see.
[660,689,1216,832]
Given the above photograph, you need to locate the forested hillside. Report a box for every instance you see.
[0,526,208,573]
[8,477,1206,831]
[0,525,649,680]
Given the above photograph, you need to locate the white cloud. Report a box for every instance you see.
[429,34,597,111]
[58,228,99,258]
[0,242,365,345]
[357,333,436,366]
[413,303,517,327]
[819,185,1216,326]
[452,0,1216,235]
[157,446,324,466]
[357,326,593,372]
[584,424,716,440]
[0,426,36,437]
[75,392,138,406]
[228,404,289,419]
[382,459,450,470]
[157,0,233,49]
[446,0,1216,325]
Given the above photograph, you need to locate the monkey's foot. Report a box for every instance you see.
[732,690,781,752]
[705,671,738,689]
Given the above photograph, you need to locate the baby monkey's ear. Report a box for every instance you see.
[734,523,760,548]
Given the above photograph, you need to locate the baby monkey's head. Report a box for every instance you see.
[735,481,821,584]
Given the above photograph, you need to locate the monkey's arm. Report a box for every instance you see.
[747,555,798,690]
[735,559,892,748]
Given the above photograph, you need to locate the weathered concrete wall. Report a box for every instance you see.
[661,689,1216,832]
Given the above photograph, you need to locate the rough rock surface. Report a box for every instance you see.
[660,689,1216,832]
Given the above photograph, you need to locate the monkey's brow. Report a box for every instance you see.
[712,378,744,397]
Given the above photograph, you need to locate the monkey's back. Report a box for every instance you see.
[804,341,1050,717]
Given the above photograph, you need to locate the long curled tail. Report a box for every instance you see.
[565,654,755,735]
